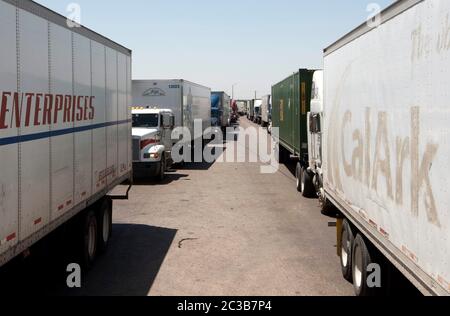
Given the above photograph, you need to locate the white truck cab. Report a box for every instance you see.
[304,70,324,199]
[132,108,175,180]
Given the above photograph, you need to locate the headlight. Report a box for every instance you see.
[144,152,160,159]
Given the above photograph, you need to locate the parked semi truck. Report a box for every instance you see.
[132,80,211,157]
[307,0,450,296]
[254,101,262,125]
[0,0,132,269]
[131,108,175,180]
[246,100,251,117]
[248,99,262,123]
[236,101,247,116]
[261,95,271,127]
[271,69,317,197]
[211,91,231,131]
[247,101,254,121]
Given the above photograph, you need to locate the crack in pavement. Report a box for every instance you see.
[178,238,199,249]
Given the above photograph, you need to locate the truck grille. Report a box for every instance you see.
[133,139,140,161]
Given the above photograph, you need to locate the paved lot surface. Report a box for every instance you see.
[0,118,354,296]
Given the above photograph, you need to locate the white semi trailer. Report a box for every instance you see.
[0,0,132,269]
[261,95,271,127]
[132,80,211,149]
[312,0,450,296]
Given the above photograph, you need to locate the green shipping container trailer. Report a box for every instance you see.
[271,69,315,164]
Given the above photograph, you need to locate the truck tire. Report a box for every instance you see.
[301,168,316,198]
[97,198,112,254]
[158,159,166,182]
[352,234,378,296]
[340,219,355,282]
[79,210,98,269]
[296,163,303,192]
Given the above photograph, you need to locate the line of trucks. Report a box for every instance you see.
[271,0,450,296]
[0,0,218,271]
[240,96,272,129]
[1,0,449,297]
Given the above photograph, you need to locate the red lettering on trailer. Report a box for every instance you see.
[24,93,34,127]
[0,92,10,129]
[34,218,42,225]
[63,95,72,123]
[42,94,53,125]
[58,204,64,211]
[66,200,72,206]
[89,96,95,120]
[11,92,22,128]
[0,91,96,129]
[83,96,89,120]
[53,94,64,124]
[33,94,43,126]
[72,96,77,122]
[76,96,83,121]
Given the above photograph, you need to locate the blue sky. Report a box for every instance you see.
[36,0,393,99]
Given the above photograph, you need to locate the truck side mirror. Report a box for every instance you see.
[163,114,173,129]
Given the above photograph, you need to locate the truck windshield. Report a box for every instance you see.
[132,114,159,128]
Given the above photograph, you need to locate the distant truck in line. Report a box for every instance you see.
[254,101,262,125]
[236,101,247,116]
[308,0,450,296]
[0,0,132,269]
[272,68,316,196]
[248,99,262,123]
[131,108,175,180]
[132,79,211,165]
[261,95,271,127]
[211,91,231,131]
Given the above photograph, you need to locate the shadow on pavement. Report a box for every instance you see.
[133,172,190,185]
[178,161,216,171]
[284,161,297,178]
[0,224,177,296]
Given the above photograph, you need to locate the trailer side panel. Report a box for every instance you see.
[323,0,450,295]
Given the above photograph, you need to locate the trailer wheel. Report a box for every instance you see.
[158,159,166,182]
[340,219,355,282]
[80,211,98,269]
[296,163,303,192]
[352,234,377,296]
[97,198,112,254]
[301,168,316,198]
